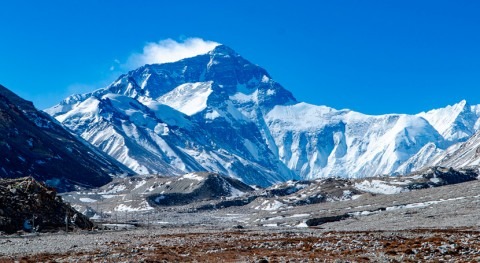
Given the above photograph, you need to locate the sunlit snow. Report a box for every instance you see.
[158,82,213,116]
[354,180,406,195]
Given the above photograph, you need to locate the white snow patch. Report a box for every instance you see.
[350,210,379,216]
[266,89,275,96]
[289,214,310,218]
[430,177,442,184]
[355,180,406,195]
[79,197,97,203]
[389,180,412,185]
[99,185,126,194]
[263,223,278,227]
[351,195,362,200]
[229,90,258,103]
[180,173,204,181]
[296,222,309,228]
[255,200,286,211]
[205,110,222,120]
[115,202,153,212]
[134,180,147,190]
[101,194,119,199]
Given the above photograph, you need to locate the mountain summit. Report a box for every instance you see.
[47,45,298,186]
[46,45,480,186]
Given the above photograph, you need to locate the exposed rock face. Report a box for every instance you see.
[0,85,132,191]
[0,177,93,234]
[406,166,479,188]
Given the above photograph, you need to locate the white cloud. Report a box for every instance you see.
[126,38,220,69]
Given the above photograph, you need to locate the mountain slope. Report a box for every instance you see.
[0,85,132,191]
[265,103,448,178]
[46,45,480,185]
[417,100,480,143]
[47,46,298,186]
[431,129,480,168]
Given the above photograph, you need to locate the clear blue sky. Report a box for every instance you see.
[1,1,479,114]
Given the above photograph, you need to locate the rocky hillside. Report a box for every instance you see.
[0,85,132,191]
[64,166,478,219]
[0,177,93,234]
[61,172,255,216]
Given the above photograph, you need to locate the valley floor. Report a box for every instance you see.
[0,227,479,262]
[1,180,480,262]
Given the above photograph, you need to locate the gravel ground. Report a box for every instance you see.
[1,227,480,262]
[1,180,480,262]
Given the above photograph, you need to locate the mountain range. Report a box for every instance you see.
[43,45,480,186]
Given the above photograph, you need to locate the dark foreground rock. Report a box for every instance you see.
[0,177,93,234]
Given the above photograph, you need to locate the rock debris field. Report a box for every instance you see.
[1,228,480,262]
[1,179,480,262]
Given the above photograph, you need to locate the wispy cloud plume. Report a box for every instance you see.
[126,38,220,69]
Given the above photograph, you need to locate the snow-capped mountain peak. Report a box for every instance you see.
[417,100,479,142]
[46,45,480,186]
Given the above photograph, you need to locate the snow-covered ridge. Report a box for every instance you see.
[46,44,480,185]
[417,100,480,142]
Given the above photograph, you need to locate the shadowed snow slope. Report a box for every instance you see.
[46,45,480,185]
[431,130,480,168]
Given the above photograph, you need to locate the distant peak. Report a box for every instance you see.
[456,99,468,107]
[449,99,471,113]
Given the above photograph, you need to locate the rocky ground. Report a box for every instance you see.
[0,227,479,262]
[1,178,480,262]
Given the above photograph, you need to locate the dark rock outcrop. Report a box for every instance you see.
[305,214,350,227]
[0,177,93,234]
